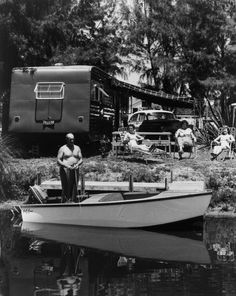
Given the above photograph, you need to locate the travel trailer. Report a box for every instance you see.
[7,65,116,153]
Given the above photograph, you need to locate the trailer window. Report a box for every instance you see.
[34,82,65,99]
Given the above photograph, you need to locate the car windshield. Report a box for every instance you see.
[147,112,175,120]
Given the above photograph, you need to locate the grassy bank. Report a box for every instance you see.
[1,150,236,212]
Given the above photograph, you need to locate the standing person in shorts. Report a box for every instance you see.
[57,133,83,202]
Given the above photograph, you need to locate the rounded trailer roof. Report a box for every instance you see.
[12,65,94,73]
[12,65,194,108]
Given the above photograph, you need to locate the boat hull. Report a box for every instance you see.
[21,190,212,228]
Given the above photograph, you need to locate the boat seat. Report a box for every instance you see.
[29,185,48,204]
[123,192,156,200]
[80,194,106,204]
[99,192,124,202]
[81,193,124,204]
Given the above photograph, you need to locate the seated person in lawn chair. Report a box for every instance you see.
[211,126,235,160]
[175,120,197,160]
[123,124,164,155]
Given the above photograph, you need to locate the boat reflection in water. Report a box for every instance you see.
[10,222,210,296]
[22,222,210,265]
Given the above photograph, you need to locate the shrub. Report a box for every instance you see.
[122,167,159,183]
[196,122,219,148]
[210,188,236,208]
[82,161,106,175]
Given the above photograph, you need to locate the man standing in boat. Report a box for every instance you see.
[57,133,83,202]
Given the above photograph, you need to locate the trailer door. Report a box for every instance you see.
[34,82,64,124]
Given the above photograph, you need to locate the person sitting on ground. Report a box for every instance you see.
[175,120,196,160]
[211,126,235,160]
[123,124,163,154]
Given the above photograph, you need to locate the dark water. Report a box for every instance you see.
[1,211,236,296]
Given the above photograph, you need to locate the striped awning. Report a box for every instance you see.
[92,66,194,108]
[112,79,194,108]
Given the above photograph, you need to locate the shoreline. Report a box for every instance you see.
[1,151,236,216]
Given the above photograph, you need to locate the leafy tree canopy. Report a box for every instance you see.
[119,0,236,102]
[0,0,123,93]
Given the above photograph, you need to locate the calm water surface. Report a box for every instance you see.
[0,210,236,296]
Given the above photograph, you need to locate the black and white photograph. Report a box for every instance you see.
[0,0,236,295]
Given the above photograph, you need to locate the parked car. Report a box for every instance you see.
[128,109,162,130]
[128,109,181,137]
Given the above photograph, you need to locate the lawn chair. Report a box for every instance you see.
[210,127,236,160]
[112,129,168,162]
[230,127,236,159]
[174,138,197,159]
[123,139,169,164]
[183,141,197,159]
[111,130,127,156]
[112,129,149,157]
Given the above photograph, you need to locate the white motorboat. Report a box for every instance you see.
[20,181,212,228]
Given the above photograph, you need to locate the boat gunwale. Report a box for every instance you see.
[21,190,212,208]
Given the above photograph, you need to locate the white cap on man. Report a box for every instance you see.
[66,133,74,139]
